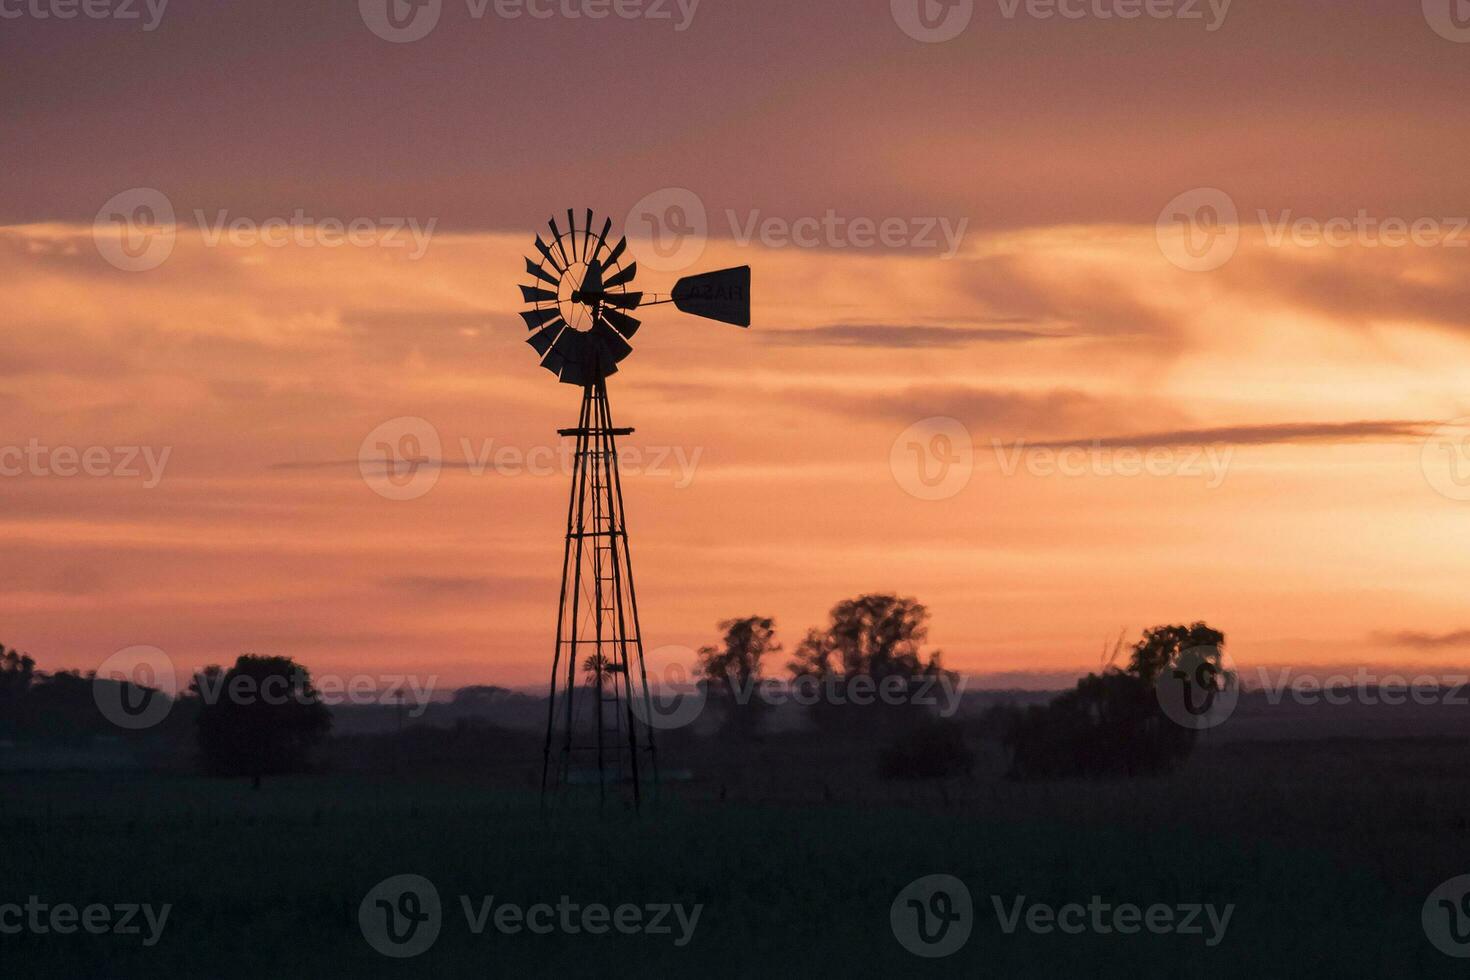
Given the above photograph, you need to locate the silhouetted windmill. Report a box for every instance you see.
[520,208,750,806]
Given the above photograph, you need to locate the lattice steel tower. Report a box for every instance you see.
[518,209,751,805]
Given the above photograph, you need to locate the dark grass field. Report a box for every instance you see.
[6,736,1470,977]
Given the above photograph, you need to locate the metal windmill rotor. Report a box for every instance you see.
[520,207,750,386]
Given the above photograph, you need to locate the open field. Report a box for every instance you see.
[5,735,1470,977]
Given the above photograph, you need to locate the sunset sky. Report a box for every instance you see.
[5,0,1470,690]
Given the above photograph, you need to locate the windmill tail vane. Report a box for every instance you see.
[519,208,751,807]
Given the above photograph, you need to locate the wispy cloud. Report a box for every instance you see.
[1373,629,1470,651]
[1024,420,1438,450]
[796,384,1142,434]
[759,323,1059,349]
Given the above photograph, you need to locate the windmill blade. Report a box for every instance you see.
[520,307,563,331]
[548,217,570,267]
[671,266,751,327]
[592,320,633,363]
[550,326,589,366]
[520,285,558,305]
[584,208,595,260]
[526,320,566,356]
[602,308,641,340]
[567,208,579,262]
[602,261,637,290]
[540,346,567,377]
[592,341,619,379]
[559,359,595,387]
[590,216,613,263]
[579,257,604,296]
[525,257,559,288]
[535,235,564,273]
[604,236,628,267]
[603,291,643,310]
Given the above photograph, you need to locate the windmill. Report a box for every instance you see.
[520,208,750,806]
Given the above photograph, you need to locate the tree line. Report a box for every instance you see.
[0,597,1230,785]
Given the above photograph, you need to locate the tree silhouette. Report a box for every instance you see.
[194,655,331,788]
[1,646,37,740]
[0,645,36,719]
[789,595,947,681]
[696,616,780,736]
[582,653,625,691]
[1125,623,1226,684]
[788,595,954,732]
[999,622,1227,779]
